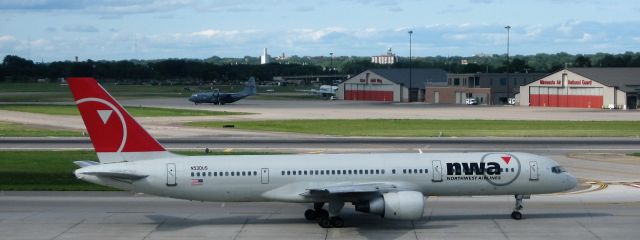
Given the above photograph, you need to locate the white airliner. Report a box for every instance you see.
[69,77,577,228]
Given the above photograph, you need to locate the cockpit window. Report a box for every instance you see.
[551,166,566,174]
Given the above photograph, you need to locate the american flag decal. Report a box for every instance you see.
[191,179,204,185]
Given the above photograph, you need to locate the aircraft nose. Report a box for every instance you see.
[565,174,578,190]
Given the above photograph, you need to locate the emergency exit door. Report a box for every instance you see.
[529,161,539,181]
[166,163,177,186]
[432,160,443,182]
[261,168,269,184]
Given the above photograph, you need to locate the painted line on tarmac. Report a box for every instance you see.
[624,183,640,189]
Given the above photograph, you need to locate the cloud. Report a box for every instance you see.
[294,6,314,12]
[63,24,99,33]
[4,20,640,61]
[0,0,195,15]
[0,35,16,44]
[469,0,495,3]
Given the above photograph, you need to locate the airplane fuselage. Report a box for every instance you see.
[189,93,247,104]
[76,152,576,203]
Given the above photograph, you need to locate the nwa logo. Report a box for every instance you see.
[446,162,502,175]
[445,153,521,186]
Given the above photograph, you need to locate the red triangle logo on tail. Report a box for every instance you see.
[501,156,512,164]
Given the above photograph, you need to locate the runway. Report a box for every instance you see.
[1,185,639,240]
[1,137,639,239]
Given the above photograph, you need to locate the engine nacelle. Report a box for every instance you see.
[355,191,424,220]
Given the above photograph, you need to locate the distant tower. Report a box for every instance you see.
[260,48,271,64]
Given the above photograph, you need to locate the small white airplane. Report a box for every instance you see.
[296,85,338,97]
[69,77,577,228]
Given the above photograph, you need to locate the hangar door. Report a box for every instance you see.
[529,86,603,108]
[344,83,394,102]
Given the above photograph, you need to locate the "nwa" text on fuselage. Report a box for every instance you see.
[446,162,502,175]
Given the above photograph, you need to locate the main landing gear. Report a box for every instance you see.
[511,194,529,220]
[304,202,344,228]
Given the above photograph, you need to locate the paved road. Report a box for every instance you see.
[1,184,639,240]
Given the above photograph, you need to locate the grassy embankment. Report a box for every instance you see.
[629,153,640,157]
[188,119,640,137]
[0,104,248,137]
[0,82,313,102]
[0,150,282,191]
[0,104,248,117]
[0,121,81,137]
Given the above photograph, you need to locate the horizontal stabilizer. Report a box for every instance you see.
[74,160,100,168]
[81,170,148,180]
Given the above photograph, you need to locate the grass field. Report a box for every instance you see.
[0,150,284,191]
[0,104,248,117]
[0,121,81,137]
[629,153,640,157]
[0,83,312,102]
[188,119,640,137]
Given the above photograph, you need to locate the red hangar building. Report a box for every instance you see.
[519,68,640,109]
[336,68,448,102]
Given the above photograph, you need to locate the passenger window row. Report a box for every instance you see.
[402,169,429,174]
[190,171,258,177]
[281,169,385,176]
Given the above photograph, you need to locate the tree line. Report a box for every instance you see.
[2,52,640,84]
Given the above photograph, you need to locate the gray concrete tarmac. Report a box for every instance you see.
[1,186,639,240]
[1,137,639,239]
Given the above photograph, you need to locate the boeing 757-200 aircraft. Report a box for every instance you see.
[68,77,577,228]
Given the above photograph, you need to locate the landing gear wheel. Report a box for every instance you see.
[318,217,332,228]
[330,217,344,228]
[304,209,317,221]
[511,211,523,220]
[511,194,528,220]
[316,209,329,219]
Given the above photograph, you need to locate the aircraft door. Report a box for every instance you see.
[432,160,443,182]
[261,168,269,184]
[529,161,539,181]
[166,163,177,186]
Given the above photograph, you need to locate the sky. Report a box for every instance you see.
[1,0,639,62]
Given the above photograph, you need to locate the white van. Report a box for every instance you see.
[465,98,478,105]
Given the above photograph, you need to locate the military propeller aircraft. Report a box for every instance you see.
[68,77,577,228]
[189,77,256,105]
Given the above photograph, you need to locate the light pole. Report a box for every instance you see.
[505,25,511,104]
[505,26,511,71]
[408,30,413,102]
[329,52,333,75]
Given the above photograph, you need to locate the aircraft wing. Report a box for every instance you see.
[300,182,409,202]
[305,182,399,195]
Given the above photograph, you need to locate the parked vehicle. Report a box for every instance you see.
[465,98,478,105]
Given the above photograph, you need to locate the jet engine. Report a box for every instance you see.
[354,191,424,220]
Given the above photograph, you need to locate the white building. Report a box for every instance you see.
[260,48,270,65]
[519,68,640,109]
[371,48,398,65]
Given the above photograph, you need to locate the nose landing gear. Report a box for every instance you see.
[511,194,529,220]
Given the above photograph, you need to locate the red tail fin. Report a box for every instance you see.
[67,77,175,163]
